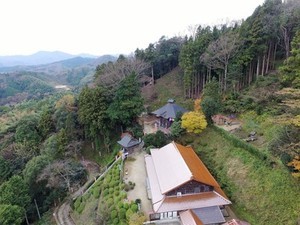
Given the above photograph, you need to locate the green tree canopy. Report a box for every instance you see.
[0,204,25,225]
[38,107,55,139]
[0,175,31,209]
[201,78,222,123]
[23,155,50,185]
[78,86,111,138]
[0,156,11,184]
[15,115,41,148]
[143,130,168,148]
[280,30,300,88]
[108,73,144,127]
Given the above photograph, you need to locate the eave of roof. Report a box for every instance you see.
[156,191,231,213]
[144,154,164,211]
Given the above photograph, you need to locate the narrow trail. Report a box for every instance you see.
[54,159,100,225]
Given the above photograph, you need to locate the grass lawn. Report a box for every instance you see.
[145,67,193,112]
[180,127,300,225]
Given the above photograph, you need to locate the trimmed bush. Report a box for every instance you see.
[92,188,100,198]
[119,208,126,220]
[103,189,109,196]
[123,202,129,210]
[107,198,114,208]
[126,208,134,220]
[113,218,119,225]
[120,183,125,190]
[130,203,138,212]
[73,197,81,209]
[76,203,85,214]
[110,209,118,220]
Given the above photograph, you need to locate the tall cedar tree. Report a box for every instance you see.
[78,86,111,139]
[279,30,300,88]
[201,78,222,124]
[108,73,144,128]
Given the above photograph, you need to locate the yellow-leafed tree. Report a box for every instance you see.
[288,156,300,178]
[181,99,207,134]
[291,115,300,127]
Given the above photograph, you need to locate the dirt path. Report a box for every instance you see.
[124,151,153,219]
[54,159,100,225]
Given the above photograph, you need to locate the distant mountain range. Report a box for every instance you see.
[0,51,117,105]
[0,51,100,67]
[0,52,117,86]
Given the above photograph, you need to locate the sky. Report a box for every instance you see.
[0,0,265,56]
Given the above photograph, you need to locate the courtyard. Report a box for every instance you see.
[123,150,153,219]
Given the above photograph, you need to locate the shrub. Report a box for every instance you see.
[120,183,125,190]
[107,198,114,208]
[114,190,120,196]
[117,201,124,209]
[119,208,126,220]
[92,188,100,198]
[126,208,134,220]
[73,197,81,209]
[130,203,138,212]
[112,218,119,225]
[110,209,118,220]
[76,203,85,214]
[143,130,168,148]
[103,189,109,196]
[123,202,129,210]
[124,183,131,192]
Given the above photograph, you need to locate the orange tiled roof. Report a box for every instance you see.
[174,142,228,199]
[180,210,204,225]
[190,210,204,225]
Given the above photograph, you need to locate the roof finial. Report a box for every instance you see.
[167,99,175,103]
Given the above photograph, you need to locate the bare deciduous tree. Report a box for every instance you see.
[38,160,86,192]
[201,31,240,92]
[95,56,150,89]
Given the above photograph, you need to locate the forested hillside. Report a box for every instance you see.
[0,0,299,224]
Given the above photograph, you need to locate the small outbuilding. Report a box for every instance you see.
[117,134,141,155]
[152,99,188,129]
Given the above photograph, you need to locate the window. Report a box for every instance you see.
[194,187,200,193]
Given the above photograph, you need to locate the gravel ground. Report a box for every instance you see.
[124,150,153,219]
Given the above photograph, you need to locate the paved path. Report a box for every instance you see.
[124,151,153,219]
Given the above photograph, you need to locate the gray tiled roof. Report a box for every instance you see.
[152,101,188,119]
[192,206,225,224]
[117,135,140,148]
